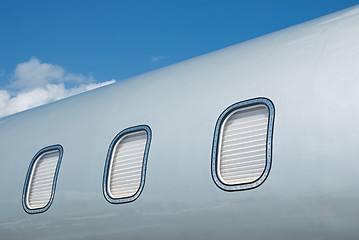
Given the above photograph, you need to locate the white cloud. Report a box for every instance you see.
[151,55,167,63]
[0,80,115,118]
[0,58,116,118]
[11,57,92,89]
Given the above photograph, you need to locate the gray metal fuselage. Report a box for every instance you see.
[1,6,359,239]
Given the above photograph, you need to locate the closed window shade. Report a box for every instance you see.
[212,98,274,191]
[104,125,151,203]
[218,105,268,184]
[23,145,63,214]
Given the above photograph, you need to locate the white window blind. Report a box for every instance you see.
[25,147,62,211]
[107,130,148,199]
[218,105,269,185]
[212,98,274,191]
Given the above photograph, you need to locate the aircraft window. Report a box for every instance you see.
[22,145,63,214]
[211,98,275,191]
[103,125,151,204]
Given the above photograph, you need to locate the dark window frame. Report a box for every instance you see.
[22,145,63,214]
[211,98,275,191]
[103,125,152,204]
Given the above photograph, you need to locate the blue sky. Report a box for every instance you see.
[0,0,358,117]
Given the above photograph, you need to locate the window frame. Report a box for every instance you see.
[22,144,63,214]
[103,125,152,204]
[211,98,275,191]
